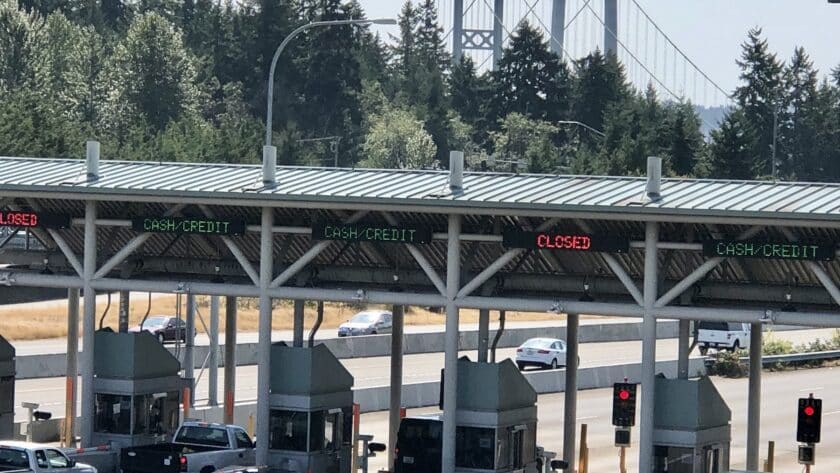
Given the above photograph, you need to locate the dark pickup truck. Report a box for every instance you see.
[120,422,256,473]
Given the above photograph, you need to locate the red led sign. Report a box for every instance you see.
[503,229,629,253]
[0,211,69,229]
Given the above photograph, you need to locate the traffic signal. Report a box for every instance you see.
[798,445,815,465]
[796,395,822,444]
[612,382,637,427]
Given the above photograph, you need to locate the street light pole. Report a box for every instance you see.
[556,120,605,137]
[263,18,396,148]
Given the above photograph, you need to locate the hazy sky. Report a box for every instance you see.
[359,0,840,102]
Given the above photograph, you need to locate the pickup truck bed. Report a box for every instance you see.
[121,443,220,473]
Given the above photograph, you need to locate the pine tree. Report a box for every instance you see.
[491,21,571,124]
[663,101,704,176]
[0,0,40,92]
[706,109,757,179]
[449,55,492,141]
[733,28,784,177]
[104,12,199,136]
[779,47,820,180]
[31,13,89,121]
[572,49,631,147]
[390,0,418,86]
[415,0,448,72]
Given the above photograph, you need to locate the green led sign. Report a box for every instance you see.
[132,217,246,235]
[702,240,835,261]
[313,223,432,244]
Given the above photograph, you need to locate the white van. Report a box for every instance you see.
[697,321,750,354]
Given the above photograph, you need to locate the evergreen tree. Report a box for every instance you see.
[31,13,89,121]
[662,101,704,176]
[100,0,127,31]
[390,0,418,86]
[449,55,492,141]
[491,21,571,124]
[572,49,631,147]
[0,0,40,92]
[104,12,198,137]
[415,0,448,72]
[706,109,757,179]
[733,28,784,177]
[779,47,820,180]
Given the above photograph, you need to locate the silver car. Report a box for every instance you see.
[0,441,97,472]
[337,310,393,337]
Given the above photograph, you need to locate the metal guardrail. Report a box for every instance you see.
[736,350,840,365]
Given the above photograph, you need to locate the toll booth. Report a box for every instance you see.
[0,335,14,439]
[453,357,539,472]
[653,376,731,473]
[92,330,182,448]
[268,342,353,473]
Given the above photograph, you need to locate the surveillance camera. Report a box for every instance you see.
[21,402,39,410]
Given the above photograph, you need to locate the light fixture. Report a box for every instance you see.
[211,265,224,284]
[782,292,797,312]
[548,301,563,314]
[40,258,53,275]
[579,279,594,302]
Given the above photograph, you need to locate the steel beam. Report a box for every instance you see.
[383,212,447,296]
[65,288,79,447]
[256,207,273,466]
[563,313,579,470]
[655,226,763,308]
[639,221,658,473]
[118,290,129,332]
[677,320,690,379]
[747,322,762,470]
[199,204,260,285]
[452,0,464,63]
[388,304,405,468]
[550,0,566,55]
[576,219,643,305]
[209,295,219,406]
[442,214,461,473]
[185,293,196,407]
[224,296,236,424]
[781,227,840,307]
[80,201,96,447]
[458,219,558,298]
[269,211,367,288]
[293,299,304,347]
[16,202,82,275]
[477,309,490,362]
[93,204,185,278]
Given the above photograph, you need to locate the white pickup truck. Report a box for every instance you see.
[0,442,97,472]
[698,321,751,354]
[119,422,255,473]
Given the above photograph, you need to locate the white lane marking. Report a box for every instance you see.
[577,416,598,421]
[799,387,824,392]
[824,410,840,416]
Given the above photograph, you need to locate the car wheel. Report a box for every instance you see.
[550,359,558,370]
[200,466,216,473]
[157,333,165,344]
[517,362,525,371]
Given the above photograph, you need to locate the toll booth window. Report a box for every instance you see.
[269,410,308,452]
[511,430,524,469]
[653,446,694,473]
[308,411,326,451]
[342,408,352,446]
[94,393,131,434]
[455,426,494,469]
[323,412,341,451]
[133,392,179,436]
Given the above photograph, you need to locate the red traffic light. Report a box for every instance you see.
[804,406,815,416]
[619,389,630,401]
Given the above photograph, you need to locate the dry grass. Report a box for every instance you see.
[0,293,575,341]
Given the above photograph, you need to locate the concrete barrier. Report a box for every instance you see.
[13,320,680,379]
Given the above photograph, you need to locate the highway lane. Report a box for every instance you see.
[13,327,837,422]
[9,317,636,355]
[361,366,840,472]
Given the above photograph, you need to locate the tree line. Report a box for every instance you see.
[1,0,838,181]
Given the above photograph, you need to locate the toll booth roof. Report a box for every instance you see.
[94,331,180,379]
[0,335,13,360]
[654,376,731,431]
[270,343,353,395]
[456,358,537,411]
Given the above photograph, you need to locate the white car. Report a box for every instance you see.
[515,338,569,371]
[337,310,393,337]
[0,441,97,472]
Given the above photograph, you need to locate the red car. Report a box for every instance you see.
[128,316,191,344]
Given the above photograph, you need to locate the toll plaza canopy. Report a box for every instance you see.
[2,152,840,473]
[0,155,839,316]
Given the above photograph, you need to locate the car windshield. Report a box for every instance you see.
[521,339,554,349]
[141,317,169,327]
[350,313,377,324]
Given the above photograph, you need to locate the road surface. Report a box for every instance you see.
[13,327,837,422]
